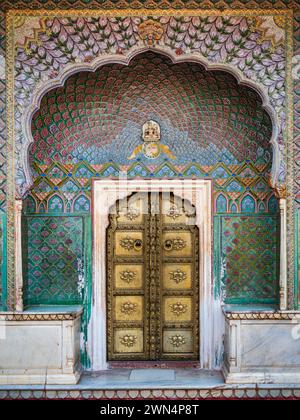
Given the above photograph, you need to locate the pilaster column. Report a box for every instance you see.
[15,199,23,312]
[279,197,287,310]
[273,185,288,311]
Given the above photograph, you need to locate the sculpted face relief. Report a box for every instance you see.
[128,120,176,160]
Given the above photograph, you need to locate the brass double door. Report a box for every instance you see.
[107,192,199,361]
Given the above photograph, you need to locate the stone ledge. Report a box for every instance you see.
[0,306,83,321]
[223,309,300,321]
[222,365,300,385]
[0,371,81,386]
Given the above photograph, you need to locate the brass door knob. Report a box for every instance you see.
[164,239,173,251]
[134,239,143,251]
[164,237,186,251]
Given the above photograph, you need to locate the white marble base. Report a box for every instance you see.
[0,372,81,385]
[223,366,300,384]
[0,309,82,385]
[223,312,300,384]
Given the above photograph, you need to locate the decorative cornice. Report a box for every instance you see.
[5,8,295,18]
[0,1,300,12]
[224,311,300,321]
[0,311,83,321]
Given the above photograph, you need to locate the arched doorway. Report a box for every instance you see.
[93,179,211,370]
[23,51,279,371]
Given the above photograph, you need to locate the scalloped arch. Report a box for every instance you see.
[73,194,91,213]
[21,46,280,195]
[241,194,256,213]
[47,194,64,213]
[216,193,228,213]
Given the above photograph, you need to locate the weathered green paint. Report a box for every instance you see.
[213,215,221,300]
[215,213,280,305]
[81,215,92,369]
[23,214,84,305]
[22,211,93,369]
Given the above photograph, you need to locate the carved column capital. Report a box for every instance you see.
[267,177,287,200]
[274,185,287,200]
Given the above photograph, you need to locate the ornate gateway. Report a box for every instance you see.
[107,192,199,361]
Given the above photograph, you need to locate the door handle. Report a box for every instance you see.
[164,239,173,251]
[163,237,186,251]
[134,239,143,251]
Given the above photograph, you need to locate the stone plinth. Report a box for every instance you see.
[0,307,82,385]
[223,310,300,384]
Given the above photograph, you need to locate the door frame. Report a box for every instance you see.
[91,179,221,370]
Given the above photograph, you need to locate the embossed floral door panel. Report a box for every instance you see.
[107,193,199,361]
[160,195,199,360]
[107,194,149,360]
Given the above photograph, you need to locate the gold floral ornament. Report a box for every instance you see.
[267,178,287,199]
[14,17,50,53]
[164,237,186,251]
[169,334,186,348]
[273,185,287,199]
[121,301,137,315]
[120,236,143,251]
[169,302,187,316]
[170,269,187,284]
[138,19,164,46]
[120,236,135,250]
[120,334,137,348]
[120,270,137,284]
[166,204,181,220]
[120,205,140,220]
[250,16,285,50]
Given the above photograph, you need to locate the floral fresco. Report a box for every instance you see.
[13,13,288,195]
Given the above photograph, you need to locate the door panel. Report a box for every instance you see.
[161,194,196,225]
[107,193,149,360]
[114,296,144,322]
[162,231,193,257]
[162,264,192,290]
[114,328,144,354]
[107,192,199,361]
[163,330,194,354]
[117,194,147,224]
[160,194,199,360]
[163,297,192,322]
[115,264,143,289]
[115,231,144,257]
